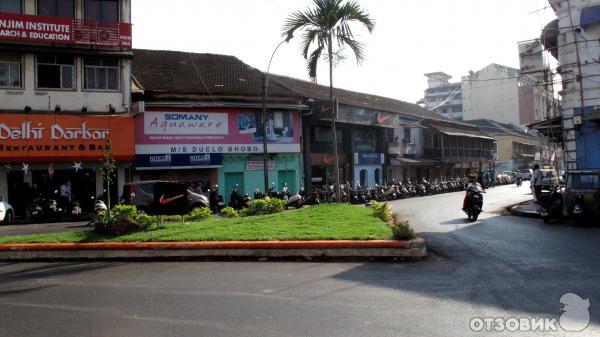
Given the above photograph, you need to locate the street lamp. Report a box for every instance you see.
[261,33,293,193]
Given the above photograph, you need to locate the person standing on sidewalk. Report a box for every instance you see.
[531,164,543,201]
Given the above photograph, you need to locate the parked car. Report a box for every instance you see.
[517,168,532,180]
[121,181,209,215]
[0,199,14,225]
[563,170,600,222]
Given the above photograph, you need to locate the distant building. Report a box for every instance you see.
[419,72,463,120]
[421,64,546,127]
[465,119,542,171]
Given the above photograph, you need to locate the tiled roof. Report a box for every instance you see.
[132,49,300,99]
[423,120,494,140]
[465,119,539,140]
[270,74,465,124]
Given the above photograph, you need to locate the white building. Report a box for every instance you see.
[536,0,600,170]
[0,0,134,217]
[461,64,522,125]
[419,72,463,120]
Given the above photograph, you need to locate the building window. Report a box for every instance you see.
[83,57,119,90]
[38,0,75,18]
[84,0,119,23]
[0,53,21,88]
[0,0,21,13]
[36,55,75,90]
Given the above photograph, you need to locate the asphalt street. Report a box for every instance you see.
[1,184,599,336]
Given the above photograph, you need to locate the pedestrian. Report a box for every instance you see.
[531,164,543,201]
[477,170,486,191]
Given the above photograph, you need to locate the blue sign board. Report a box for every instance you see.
[135,153,222,170]
[354,152,384,165]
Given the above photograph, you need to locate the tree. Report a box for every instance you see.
[282,0,374,199]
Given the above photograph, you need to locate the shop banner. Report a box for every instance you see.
[0,114,134,162]
[246,160,276,171]
[354,153,384,165]
[0,12,132,49]
[135,153,222,170]
[136,110,301,154]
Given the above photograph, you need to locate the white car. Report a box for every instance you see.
[0,200,14,225]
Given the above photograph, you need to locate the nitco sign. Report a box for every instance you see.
[0,122,109,140]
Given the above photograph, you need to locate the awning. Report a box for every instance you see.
[390,158,440,166]
[581,5,600,29]
[527,116,562,142]
[441,131,495,141]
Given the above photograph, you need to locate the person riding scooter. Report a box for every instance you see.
[462,174,484,212]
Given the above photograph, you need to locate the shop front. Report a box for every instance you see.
[134,107,302,202]
[353,153,384,187]
[0,114,135,216]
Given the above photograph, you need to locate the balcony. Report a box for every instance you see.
[0,12,132,49]
[388,142,417,157]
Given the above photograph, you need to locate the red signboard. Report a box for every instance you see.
[0,12,132,49]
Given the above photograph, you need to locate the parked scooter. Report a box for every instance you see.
[70,200,82,220]
[284,185,303,209]
[94,198,107,214]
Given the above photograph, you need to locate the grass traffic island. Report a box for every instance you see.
[0,202,425,259]
[0,204,398,244]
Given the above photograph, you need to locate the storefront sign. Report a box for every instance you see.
[135,153,222,170]
[354,153,384,165]
[0,13,132,48]
[246,160,276,171]
[0,114,134,162]
[136,110,301,154]
[471,161,480,168]
[144,112,229,135]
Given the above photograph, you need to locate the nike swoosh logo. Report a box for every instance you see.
[159,194,184,205]
[377,113,391,125]
[320,106,332,113]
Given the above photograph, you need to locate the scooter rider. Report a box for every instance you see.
[463,174,484,212]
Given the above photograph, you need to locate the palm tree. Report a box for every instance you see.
[282,0,374,199]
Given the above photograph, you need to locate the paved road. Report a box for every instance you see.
[1,184,599,336]
[0,220,89,237]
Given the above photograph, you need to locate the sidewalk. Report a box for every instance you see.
[509,200,541,218]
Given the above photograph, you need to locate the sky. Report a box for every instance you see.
[131,0,554,104]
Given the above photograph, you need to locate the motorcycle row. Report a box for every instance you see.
[207,175,518,214]
[29,189,106,221]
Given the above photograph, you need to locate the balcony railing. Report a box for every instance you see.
[0,12,132,49]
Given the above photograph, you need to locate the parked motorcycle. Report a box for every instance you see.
[538,186,563,223]
[209,185,225,213]
[301,187,321,205]
[229,184,244,210]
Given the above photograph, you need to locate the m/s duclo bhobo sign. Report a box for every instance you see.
[135,111,302,154]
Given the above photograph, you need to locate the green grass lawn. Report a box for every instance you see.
[0,204,393,244]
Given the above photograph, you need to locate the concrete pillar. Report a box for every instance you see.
[0,169,7,202]
[96,170,103,198]
[117,166,126,203]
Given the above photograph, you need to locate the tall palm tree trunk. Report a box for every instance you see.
[328,33,341,200]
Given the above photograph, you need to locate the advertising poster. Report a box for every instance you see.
[135,110,301,154]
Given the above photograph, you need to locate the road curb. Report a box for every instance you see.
[509,202,541,218]
[0,238,426,260]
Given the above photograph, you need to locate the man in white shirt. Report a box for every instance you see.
[531,164,543,201]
